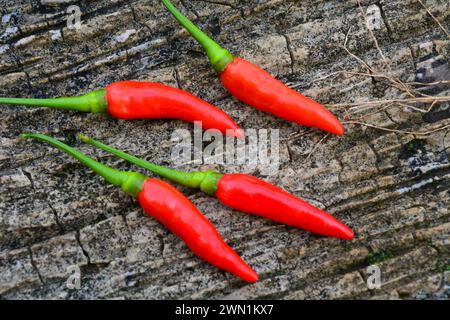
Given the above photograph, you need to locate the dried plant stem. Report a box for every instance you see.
[343,121,450,136]
[305,133,330,162]
[417,0,450,39]
[357,0,392,72]
[289,71,450,90]
[328,96,450,109]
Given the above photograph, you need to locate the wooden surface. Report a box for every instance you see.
[0,0,449,299]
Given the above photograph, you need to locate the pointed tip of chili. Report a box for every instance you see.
[239,267,259,283]
[332,123,345,136]
[319,116,345,136]
[334,224,355,240]
[323,213,354,240]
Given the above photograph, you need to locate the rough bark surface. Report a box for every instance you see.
[0,0,449,299]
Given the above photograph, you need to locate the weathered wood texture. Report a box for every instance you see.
[0,0,449,299]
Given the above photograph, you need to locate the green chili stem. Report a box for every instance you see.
[0,89,108,113]
[162,0,234,72]
[79,134,222,196]
[21,133,146,197]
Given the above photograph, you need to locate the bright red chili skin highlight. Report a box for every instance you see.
[106,81,243,138]
[215,174,354,240]
[138,178,258,283]
[220,58,344,135]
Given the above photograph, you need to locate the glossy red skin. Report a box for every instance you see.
[106,81,243,138]
[220,58,344,135]
[216,174,354,240]
[137,178,258,282]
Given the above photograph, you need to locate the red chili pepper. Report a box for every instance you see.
[0,81,243,138]
[80,135,354,240]
[162,0,344,135]
[215,174,353,239]
[20,133,258,283]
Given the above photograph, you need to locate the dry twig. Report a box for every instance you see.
[417,0,450,39]
[305,133,330,162]
[328,96,450,109]
[343,121,450,136]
